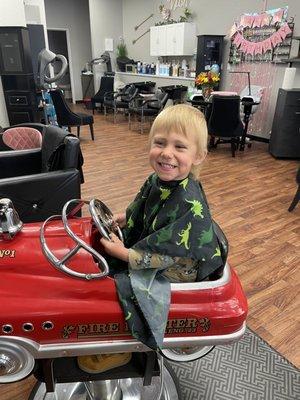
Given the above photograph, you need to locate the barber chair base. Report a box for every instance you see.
[29,362,181,400]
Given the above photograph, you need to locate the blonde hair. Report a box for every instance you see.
[149,104,208,178]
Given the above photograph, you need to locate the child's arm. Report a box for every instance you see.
[100,233,129,262]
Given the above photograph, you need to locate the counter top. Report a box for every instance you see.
[116,71,194,82]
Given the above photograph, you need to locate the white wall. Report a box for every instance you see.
[0,0,27,127]
[123,0,300,61]
[0,0,26,27]
[45,0,92,101]
[89,0,123,92]
[24,0,49,49]
[122,0,300,138]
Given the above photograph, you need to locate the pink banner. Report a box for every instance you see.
[278,26,287,41]
[233,33,243,48]
[240,15,254,27]
[281,23,292,36]
[271,31,281,47]
[261,13,271,27]
[254,42,263,55]
[232,23,289,56]
[273,9,284,24]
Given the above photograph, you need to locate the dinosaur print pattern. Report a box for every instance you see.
[198,225,214,247]
[185,199,204,218]
[176,222,192,250]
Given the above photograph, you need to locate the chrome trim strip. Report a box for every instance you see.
[0,322,246,359]
[171,263,230,291]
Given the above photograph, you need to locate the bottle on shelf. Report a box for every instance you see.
[156,61,160,76]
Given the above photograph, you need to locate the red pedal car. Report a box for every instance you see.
[0,198,247,400]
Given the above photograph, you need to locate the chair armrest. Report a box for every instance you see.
[0,149,41,179]
[0,169,81,223]
[104,91,119,101]
[142,98,161,109]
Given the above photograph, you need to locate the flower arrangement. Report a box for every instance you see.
[195,71,220,99]
[195,71,220,88]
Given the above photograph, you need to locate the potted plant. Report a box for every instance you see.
[116,39,133,72]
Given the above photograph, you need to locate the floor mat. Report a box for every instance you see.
[169,328,300,400]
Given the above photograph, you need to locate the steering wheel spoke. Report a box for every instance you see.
[40,198,123,280]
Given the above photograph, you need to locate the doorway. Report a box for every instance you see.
[47,29,74,102]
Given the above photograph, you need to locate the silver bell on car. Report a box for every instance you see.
[0,198,23,240]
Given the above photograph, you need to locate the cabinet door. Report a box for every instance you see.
[175,23,185,55]
[166,24,184,55]
[150,26,166,56]
[157,25,167,55]
[166,23,195,56]
[150,26,160,56]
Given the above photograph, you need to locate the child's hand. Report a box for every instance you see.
[113,213,126,228]
[100,233,129,262]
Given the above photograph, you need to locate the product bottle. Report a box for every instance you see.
[156,61,160,76]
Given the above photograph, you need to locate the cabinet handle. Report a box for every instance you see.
[295,111,300,115]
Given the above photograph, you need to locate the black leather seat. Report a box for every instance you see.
[207,95,244,157]
[50,89,94,140]
[91,76,114,114]
[128,90,169,134]
[103,84,138,123]
[0,123,83,222]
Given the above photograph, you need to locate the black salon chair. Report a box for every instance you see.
[103,84,138,123]
[50,89,94,140]
[91,76,114,114]
[0,123,83,222]
[207,95,244,157]
[128,90,169,134]
[288,167,300,212]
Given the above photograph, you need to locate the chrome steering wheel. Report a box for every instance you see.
[40,198,122,280]
[89,199,123,242]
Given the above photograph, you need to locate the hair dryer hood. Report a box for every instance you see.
[37,48,68,89]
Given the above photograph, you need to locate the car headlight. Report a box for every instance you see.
[162,345,215,362]
[0,341,35,383]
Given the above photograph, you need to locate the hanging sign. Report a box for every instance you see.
[239,7,288,28]
[232,23,291,56]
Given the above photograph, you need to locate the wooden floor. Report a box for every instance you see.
[1,108,299,399]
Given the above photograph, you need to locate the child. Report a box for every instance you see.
[78,104,225,373]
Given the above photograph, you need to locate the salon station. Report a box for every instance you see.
[0,1,299,400]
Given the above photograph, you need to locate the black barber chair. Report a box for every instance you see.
[0,123,83,222]
[207,95,244,157]
[91,76,114,114]
[128,90,169,134]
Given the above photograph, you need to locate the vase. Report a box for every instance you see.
[202,86,213,101]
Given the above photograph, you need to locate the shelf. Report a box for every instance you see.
[115,71,195,81]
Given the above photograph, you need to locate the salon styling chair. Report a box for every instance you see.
[0,123,83,222]
[103,84,138,123]
[91,76,114,114]
[50,89,94,140]
[128,90,169,134]
[207,95,244,157]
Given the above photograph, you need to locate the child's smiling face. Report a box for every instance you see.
[149,131,203,181]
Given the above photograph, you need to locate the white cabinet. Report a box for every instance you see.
[150,23,196,56]
[150,25,167,56]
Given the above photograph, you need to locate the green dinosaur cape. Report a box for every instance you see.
[114,173,226,350]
